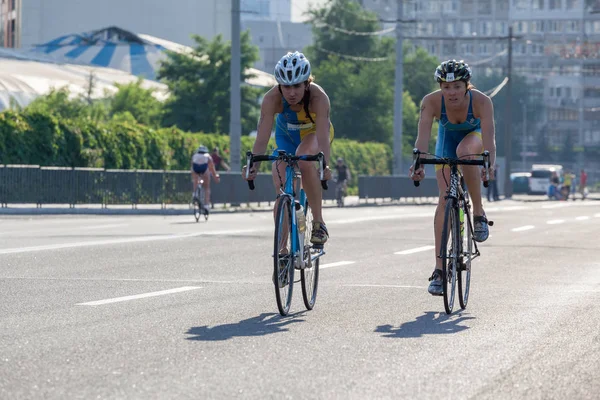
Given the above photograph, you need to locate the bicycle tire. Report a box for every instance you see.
[458,196,472,309]
[301,201,319,310]
[273,196,295,316]
[441,199,459,314]
[193,199,201,222]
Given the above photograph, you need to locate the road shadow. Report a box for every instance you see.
[375,311,475,338]
[185,312,305,341]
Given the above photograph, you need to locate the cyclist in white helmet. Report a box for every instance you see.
[242,51,334,245]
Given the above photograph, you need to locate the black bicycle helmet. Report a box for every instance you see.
[434,59,472,83]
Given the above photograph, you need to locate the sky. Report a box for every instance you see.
[291,0,328,22]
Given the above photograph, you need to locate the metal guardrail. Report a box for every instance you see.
[0,165,337,207]
[358,175,438,200]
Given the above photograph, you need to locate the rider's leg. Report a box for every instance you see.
[434,167,452,270]
[456,132,484,216]
[272,160,290,249]
[429,166,452,295]
[202,171,211,208]
[191,172,199,198]
[296,133,323,223]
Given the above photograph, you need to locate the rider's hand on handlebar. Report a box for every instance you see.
[242,165,257,181]
[409,164,425,182]
[323,166,332,181]
[481,166,495,181]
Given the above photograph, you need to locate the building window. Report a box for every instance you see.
[497,0,509,12]
[478,0,492,14]
[515,21,528,34]
[496,21,508,35]
[462,43,474,55]
[513,0,528,10]
[549,0,562,10]
[549,21,564,33]
[446,22,455,36]
[462,21,472,36]
[479,43,490,54]
[479,21,492,36]
[565,0,579,10]
[531,21,543,33]
[532,0,544,9]
[565,20,580,33]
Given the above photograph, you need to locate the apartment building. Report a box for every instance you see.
[359,0,600,162]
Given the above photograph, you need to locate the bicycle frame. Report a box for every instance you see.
[245,151,327,268]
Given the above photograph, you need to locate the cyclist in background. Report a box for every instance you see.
[334,158,351,205]
[191,145,220,210]
[242,51,333,245]
[409,59,496,296]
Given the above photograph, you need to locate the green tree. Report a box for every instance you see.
[403,46,439,106]
[110,79,163,126]
[158,31,263,135]
[305,0,390,69]
[304,0,422,150]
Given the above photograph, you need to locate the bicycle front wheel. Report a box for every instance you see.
[441,199,460,314]
[459,198,473,309]
[274,196,294,316]
[301,201,319,310]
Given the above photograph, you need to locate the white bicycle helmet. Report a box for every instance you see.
[274,51,311,86]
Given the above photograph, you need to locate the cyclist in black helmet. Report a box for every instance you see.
[409,59,497,296]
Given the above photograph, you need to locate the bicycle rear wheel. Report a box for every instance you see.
[193,187,202,222]
[458,197,473,309]
[441,199,459,314]
[301,201,319,310]
[274,196,294,316]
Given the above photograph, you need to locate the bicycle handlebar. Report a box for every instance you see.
[245,151,328,191]
[411,148,491,188]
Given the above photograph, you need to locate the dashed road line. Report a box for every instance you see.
[76,286,202,306]
[512,225,535,232]
[320,261,356,269]
[394,245,435,255]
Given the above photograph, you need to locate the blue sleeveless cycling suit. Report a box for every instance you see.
[435,91,481,160]
[273,98,334,156]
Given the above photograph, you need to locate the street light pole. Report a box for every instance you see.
[392,0,404,175]
[230,0,242,172]
[503,26,514,199]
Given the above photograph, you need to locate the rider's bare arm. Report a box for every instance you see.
[414,93,437,153]
[252,87,279,155]
[473,90,497,167]
[208,158,219,179]
[311,85,332,165]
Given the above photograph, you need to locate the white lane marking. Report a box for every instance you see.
[77,286,202,306]
[343,284,425,289]
[575,216,590,221]
[320,261,356,269]
[595,213,600,218]
[0,229,262,255]
[547,219,565,225]
[394,245,435,255]
[331,213,433,225]
[80,223,129,230]
[542,203,569,209]
[512,225,535,232]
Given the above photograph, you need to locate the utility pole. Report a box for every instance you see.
[521,100,527,171]
[230,0,242,172]
[503,26,514,199]
[392,0,404,175]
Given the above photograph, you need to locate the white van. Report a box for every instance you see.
[529,164,563,195]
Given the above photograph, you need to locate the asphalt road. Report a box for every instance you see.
[1,199,599,399]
